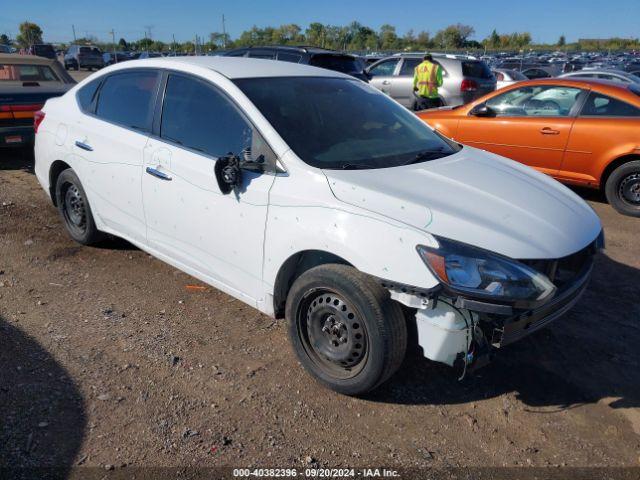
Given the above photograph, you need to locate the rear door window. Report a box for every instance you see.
[580,92,640,117]
[95,70,159,131]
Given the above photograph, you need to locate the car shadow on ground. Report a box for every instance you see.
[568,185,608,205]
[0,149,35,174]
[0,316,85,478]
[370,253,640,412]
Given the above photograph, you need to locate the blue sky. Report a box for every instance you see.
[1,0,638,44]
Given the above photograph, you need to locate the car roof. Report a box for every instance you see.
[495,78,640,100]
[230,45,348,55]
[0,53,58,66]
[119,56,353,79]
[562,68,636,77]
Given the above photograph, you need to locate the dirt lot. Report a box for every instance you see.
[1,107,640,476]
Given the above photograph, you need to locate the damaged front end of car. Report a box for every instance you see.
[383,231,604,378]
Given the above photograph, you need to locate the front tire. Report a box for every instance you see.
[286,264,407,396]
[55,169,104,245]
[604,160,640,217]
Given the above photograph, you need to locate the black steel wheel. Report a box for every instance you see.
[55,169,105,245]
[299,289,368,380]
[286,264,407,396]
[605,160,640,217]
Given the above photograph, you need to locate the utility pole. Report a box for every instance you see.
[144,25,153,53]
[222,14,227,49]
[172,33,176,56]
[109,29,116,62]
[72,24,77,43]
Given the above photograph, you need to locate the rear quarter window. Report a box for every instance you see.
[581,91,640,117]
[76,78,102,113]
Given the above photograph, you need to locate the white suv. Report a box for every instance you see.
[34,57,603,395]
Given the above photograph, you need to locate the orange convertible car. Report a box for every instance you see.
[418,78,640,217]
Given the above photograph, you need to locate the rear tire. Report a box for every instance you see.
[604,160,640,217]
[286,264,407,396]
[55,169,105,245]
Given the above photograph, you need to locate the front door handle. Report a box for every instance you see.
[75,140,93,151]
[145,166,172,181]
[381,80,391,85]
[540,127,560,135]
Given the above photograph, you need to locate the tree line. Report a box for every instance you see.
[3,20,640,54]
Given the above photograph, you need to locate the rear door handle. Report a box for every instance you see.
[145,166,172,181]
[75,140,93,151]
[540,127,560,135]
[381,80,391,85]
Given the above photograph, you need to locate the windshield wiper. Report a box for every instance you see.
[339,163,379,170]
[402,148,448,166]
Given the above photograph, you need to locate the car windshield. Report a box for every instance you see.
[234,77,459,169]
[0,64,59,82]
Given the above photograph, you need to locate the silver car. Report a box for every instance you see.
[492,68,528,90]
[366,54,496,109]
[558,68,640,85]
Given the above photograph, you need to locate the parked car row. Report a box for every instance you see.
[62,46,170,70]
[31,57,606,396]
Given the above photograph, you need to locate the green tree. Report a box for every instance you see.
[558,35,566,47]
[415,30,431,49]
[487,29,501,49]
[118,38,128,50]
[379,24,399,50]
[137,37,153,50]
[0,34,10,46]
[305,22,326,47]
[16,21,43,48]
[272,24,303,45]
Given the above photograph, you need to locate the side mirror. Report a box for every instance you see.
[214,148,266,195]
[215,155,243,194]
[470,104,496,117]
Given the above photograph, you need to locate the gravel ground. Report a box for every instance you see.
[1,123,639,477]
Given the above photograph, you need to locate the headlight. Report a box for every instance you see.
[417,236,556,304]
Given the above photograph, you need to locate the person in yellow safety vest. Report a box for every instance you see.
[413,54,443,111]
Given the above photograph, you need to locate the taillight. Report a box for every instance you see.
[34,110,46,134]
[460,79,478,92]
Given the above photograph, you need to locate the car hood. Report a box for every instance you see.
[323,147,602,260]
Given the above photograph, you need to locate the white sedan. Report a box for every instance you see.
[34,57,603,395]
